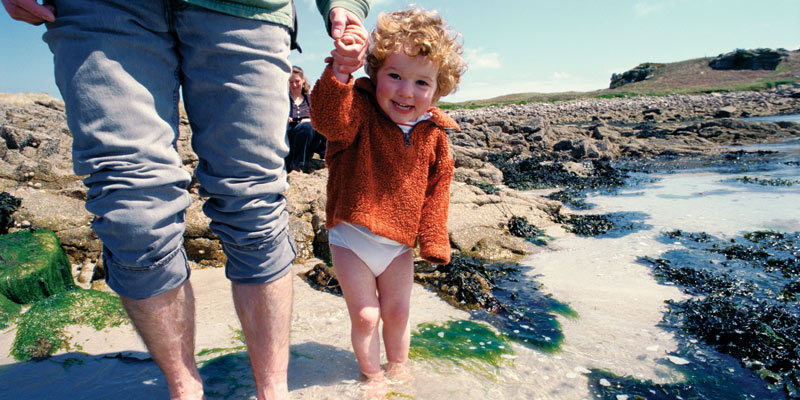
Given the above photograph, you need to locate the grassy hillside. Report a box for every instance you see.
[441,49,800,109]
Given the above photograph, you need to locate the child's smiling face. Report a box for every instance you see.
[374,50,439,124]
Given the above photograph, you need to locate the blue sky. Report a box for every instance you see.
[2,0,799,102]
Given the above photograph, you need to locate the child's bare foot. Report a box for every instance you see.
[385,362,413,383]
[359,371,388,399]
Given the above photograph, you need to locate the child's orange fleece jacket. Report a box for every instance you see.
[310,65,458,264]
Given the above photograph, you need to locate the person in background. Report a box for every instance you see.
[310,7,467,397]
[2,0,370,399]
[286,66,327,172]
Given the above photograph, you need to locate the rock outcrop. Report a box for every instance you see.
[709,48,788,71]
[609,63,664,89]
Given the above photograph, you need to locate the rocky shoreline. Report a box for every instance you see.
[1,88,799,288]
[2,88,800,398]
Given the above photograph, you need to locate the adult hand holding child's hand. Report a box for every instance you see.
[330,24,369,79]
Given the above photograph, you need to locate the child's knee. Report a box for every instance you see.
[352,306,381,332]
[380,304,409,325]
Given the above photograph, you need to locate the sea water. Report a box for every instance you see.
[499,121,799,399]
[405,117,799,399]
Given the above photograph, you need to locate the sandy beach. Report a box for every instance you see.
[0,222,701,400]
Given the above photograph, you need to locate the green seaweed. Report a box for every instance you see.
[416,254,574,352]
[11,288,128,360]
[0,229,75,304]
[0,291,21,329]
[547,300,580,319]
[386,392,415,399]
[196,328,248,367]
[199,352,256,399]
[409,320,514,372]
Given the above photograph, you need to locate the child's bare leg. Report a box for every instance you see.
[377,250,414,381]
[331,245,384,377]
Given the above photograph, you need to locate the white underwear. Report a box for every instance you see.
[329,222,410,276]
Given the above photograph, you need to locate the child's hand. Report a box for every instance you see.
[330,24,368,79]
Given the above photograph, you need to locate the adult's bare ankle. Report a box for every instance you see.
[168,384,205,400]
[256,376,289,400]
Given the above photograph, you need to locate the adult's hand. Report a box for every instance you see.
[328,7,368,75]
[2,0,55,25]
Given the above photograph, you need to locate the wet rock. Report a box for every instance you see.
[414,254,509,311]
[299,262,341,296]
[0,192,21,234]
[715,106,738,118]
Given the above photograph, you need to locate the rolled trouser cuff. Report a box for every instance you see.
[104,245,190,299]
[224,226,297,284]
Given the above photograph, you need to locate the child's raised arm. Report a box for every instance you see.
[329,24,369,83]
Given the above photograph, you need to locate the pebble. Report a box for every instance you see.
[574,366,591,374]
[667,355,690,365]
[599,378,612,387]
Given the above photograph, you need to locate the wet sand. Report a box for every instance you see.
[0,223,702,399]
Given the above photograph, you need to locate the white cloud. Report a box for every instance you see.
[463,47,502,70]
[633,1,665,17]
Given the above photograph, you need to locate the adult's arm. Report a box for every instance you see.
[316,0,369,38]
[317,1,370,75]
[2,0,54,25]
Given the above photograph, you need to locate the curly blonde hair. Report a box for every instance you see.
[366,8,467,101]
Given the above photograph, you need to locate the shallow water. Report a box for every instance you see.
[742,113,800,124]
[509,140,799,398]
[391,138,800,399]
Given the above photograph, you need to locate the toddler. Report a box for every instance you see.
[310,7,467,396]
